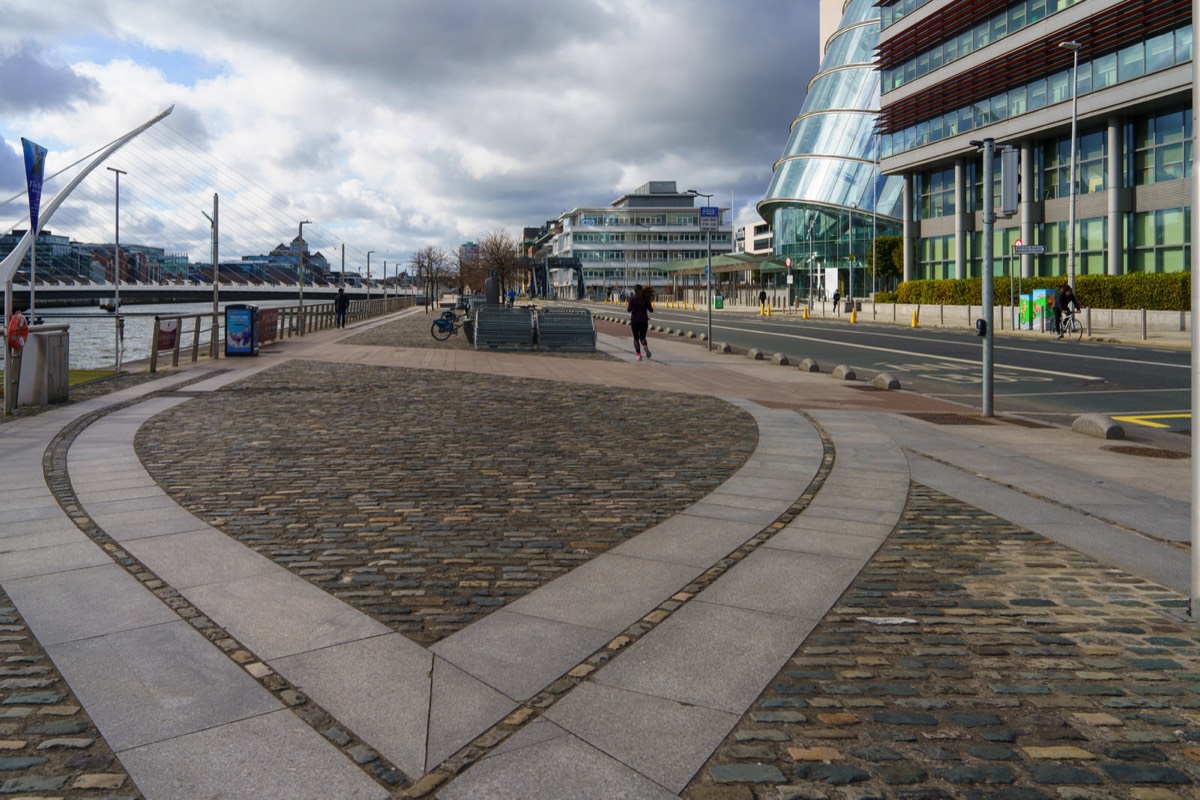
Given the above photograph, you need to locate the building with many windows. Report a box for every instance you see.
[759,0,904,301]
[538,181,733,296]
[877,0,1192,281]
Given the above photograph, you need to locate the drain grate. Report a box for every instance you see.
[905,412,995,425]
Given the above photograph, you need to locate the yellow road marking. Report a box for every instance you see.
[1111,413,1191,429]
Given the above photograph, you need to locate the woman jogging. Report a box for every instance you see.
[627,284,653,360]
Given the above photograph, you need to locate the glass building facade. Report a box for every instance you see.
[878,0,1192,282]
[759,0,905,298]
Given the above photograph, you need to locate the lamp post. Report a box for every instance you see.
[107,167,127,369]
[686,189,714,349]
[298,220,311,335]
[367,250,374,305]
[1060,40,1082,290]
[848,203,857,314]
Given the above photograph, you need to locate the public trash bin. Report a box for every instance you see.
[225,304,259,356]
[18,324,69,406]
[714,295,724,309]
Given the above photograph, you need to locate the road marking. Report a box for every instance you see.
[1110,412,1191,429]
[658,317,1106,382]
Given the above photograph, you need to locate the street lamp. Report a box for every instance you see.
[107,166,127,370]
[1060,40,1082,290]
[298,219,311,335]
[848,202,857,314]
[367,250,375,304]
[686,189,714,350]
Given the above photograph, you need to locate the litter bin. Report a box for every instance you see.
[714,295,724,309]
[18,324,69,406]
[225,304,259,356]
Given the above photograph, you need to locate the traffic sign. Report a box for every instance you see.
[1013,244,1045,255]
[785,256,792,268]
[699,205,719,232]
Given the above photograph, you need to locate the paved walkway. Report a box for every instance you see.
[0,307,1196,799]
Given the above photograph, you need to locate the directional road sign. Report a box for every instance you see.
[1013,244,1045,255]
[699,205,719,232]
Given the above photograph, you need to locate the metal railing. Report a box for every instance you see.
[149,296,413,372]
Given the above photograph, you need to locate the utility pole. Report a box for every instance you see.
[971,138,996,417]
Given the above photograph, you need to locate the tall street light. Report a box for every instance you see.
[686,189,714,350]
[107,166,127,370]
[1060,40,1082,290]
[298,220,311,335]
[367,250,375,304]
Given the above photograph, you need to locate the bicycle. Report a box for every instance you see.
[431,310,464,341]
[1055,311,1083,341]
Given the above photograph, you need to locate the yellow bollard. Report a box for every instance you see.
[911,309,920,328]
[850,308,857,324]
[690,300,696,311]
[802,306,808,320]
[765,303,772,317]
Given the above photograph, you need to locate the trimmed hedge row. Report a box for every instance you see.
[876,273,1190,311]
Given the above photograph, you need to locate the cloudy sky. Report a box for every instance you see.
[0,0,820,270]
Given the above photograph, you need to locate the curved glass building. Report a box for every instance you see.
[759,0,903,296]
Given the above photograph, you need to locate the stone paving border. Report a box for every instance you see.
[684,482,1200,800]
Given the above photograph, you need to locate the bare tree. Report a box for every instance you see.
[476,228,522,294]
[408,245,451,312]
[454,246,484,295]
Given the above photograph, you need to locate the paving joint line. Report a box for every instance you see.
[903,445,1187,550]
[42,391,412,793]
[410,410,839,798]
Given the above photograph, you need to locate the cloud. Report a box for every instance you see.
[0,0,822,265]
[0,41,99,113]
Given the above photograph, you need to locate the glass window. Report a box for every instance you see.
[1029,77,1047,110]
[1009,85,1027,116]
[1176,24,1193,63]
[991,92,1008,122]
[1119,42,1145,81]
[1048,70,1070,104]
[1147,31,1174,72]
[1158,209,1185,245]
[1093,53,1117,90]
[945,34,958,62]
[975,21,991,49]
[1029,0,1046,23]
[1075,61,1092,96]
[991,13,1007,41]
[1008,2,1026,32]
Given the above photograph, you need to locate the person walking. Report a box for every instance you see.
[758,288,767,312]
[832,289,841,315]
[334,287,350,328]
[627,283,653,360]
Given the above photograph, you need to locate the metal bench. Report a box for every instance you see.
[474,305,535,350]
[536,307,596,352]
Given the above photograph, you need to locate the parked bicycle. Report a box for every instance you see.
[1056,311,1083,341]
[431,310,464,341]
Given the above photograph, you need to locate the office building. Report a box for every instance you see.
[877,0,1192,281]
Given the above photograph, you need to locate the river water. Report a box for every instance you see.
[11,300,295,370]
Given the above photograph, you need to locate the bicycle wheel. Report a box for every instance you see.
[431,321,452,341]
[1067,317,1083,341]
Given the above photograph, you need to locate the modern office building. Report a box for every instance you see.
[540,181,733,296]
[736,221,774,255]
[877,0,1192,281]
[759,0,904,300]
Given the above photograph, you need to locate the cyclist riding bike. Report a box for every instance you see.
[1053,284,1079,339]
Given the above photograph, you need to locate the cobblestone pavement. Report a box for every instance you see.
[134,359,757,645]
[0,587,141,799]
[684,483,1200,800]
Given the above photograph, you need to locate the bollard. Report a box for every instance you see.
[802,306,808,320]
[765,303,772,317]
[911,308,920,328]
[850,308,857,324]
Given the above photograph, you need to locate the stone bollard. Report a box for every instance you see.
[798,358,821,373]
[1072,414,1125,440]
[714,341,731,353]
[831,365,857,381]
[747,348,765,361]
[873,373,901,390]
[772,353,790,366]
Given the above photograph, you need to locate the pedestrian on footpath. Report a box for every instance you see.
[627,283,653,360]
[507,287,516,307]
[758,288,767,311]
[832,289,841,315]
[335,287,350,328]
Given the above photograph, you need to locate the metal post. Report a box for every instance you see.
[848,203,856,313]
[1061,41,1082,289]
[204,194,219,359]
[1191,0,1199,618]
[974,138,997,417]
[298,220,310,335]
[367,250,374,304]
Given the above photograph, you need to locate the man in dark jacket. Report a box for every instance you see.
[627,284,653,360]
[335,287,350,328]
[1053,284,1078,338]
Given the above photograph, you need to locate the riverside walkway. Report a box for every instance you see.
[0,307,1196,799]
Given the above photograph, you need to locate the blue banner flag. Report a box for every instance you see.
[21,138,48,235]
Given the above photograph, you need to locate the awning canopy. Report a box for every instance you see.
[659,252,792,276]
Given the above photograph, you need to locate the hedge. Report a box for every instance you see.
[886,273,1190,311]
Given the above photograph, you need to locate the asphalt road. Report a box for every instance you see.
[643,307,1191,436]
